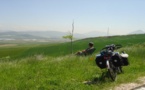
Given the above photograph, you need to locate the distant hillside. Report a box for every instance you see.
[1,30,144,41]
[22,31,66,38]
[0,30,110,39]
[20,31,87,39]
[129,30,145,34]
[83,31,107,37]
[0,31,76,39]
[0,31,45,40]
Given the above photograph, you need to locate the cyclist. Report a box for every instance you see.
[75,42,95,56]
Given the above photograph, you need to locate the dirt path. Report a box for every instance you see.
[113,77,145,90]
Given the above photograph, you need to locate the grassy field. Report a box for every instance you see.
[0,34,145,89]
[0,34,145,59]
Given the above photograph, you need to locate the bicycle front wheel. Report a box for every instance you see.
[108,63,117,81]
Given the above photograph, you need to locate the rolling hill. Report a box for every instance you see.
[0,34,145,90]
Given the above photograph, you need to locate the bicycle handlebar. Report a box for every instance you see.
[101,44,122,51]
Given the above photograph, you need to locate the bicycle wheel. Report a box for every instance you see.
[108,62,117,81]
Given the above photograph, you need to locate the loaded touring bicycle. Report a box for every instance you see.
[95,44,129,81]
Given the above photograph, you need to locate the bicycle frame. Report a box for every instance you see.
[103,56,111,69]
[106,60,110,69]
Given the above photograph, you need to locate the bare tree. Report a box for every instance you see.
[62,20,74,54]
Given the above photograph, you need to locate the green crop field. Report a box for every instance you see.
[0,34,145,90]
[0,34,145,59]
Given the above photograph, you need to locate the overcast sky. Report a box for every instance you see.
[0,0,145,35]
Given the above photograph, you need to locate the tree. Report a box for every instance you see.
[63,20,74,54]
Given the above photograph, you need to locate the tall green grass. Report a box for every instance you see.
[0,43,145,90]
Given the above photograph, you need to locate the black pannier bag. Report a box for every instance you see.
[112,53,122,67]
[120,53,129,66]
[95,54,106,69]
